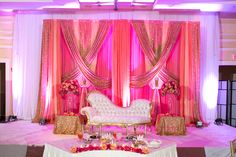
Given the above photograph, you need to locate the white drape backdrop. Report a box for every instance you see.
[200,13,220,123]
[12,11,219,122]
[12,14,45,120]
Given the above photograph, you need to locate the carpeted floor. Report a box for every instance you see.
[0,121,234,157]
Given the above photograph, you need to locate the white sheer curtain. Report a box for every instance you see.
[12,14,46,120]
[12,11,219,121]
[199,13,220,123]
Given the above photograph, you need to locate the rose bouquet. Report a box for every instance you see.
[161,81,179,96]
[59,79,80,96]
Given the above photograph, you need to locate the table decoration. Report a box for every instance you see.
[148,140,162,148]
[69,143,150,154]
[100,133,114,144]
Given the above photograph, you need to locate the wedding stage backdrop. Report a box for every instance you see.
[12,12,220,124]
[31,18,202,125]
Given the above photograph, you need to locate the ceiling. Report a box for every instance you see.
[0,0,236,12]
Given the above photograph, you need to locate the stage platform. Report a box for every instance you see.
[0,120,235,157]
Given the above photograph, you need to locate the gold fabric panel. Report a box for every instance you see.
[156,116,186,136]
[53,115,83,135]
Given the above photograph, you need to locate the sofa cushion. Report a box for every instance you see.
[91,116,151,124]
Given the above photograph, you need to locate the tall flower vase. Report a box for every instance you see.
[166,94,179,115]
[62,93,79,114]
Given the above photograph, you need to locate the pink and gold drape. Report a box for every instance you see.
[33,20,62,123]
[179,22,202,124]
[112,20,131,107]
[34,19,202,125]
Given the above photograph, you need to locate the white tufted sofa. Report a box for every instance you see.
[81,91,152,135]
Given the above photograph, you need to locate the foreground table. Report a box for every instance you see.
[43,138,177,157]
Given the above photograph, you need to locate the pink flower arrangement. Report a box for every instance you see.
[69,144,149,154]
[59,79,80,95]
[161,81,179,96]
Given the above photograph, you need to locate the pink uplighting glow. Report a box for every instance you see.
[45,84,51,113]
[0,9,13,12]
[38,2,80,9]
[122,86,130,107]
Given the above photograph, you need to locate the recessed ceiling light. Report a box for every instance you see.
[134,0,155,2]
[117,0,154,3]
[79,0,114,2]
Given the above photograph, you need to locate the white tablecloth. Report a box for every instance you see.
[43,138,177,157]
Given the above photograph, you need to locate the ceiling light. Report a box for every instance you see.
[134,0,154,2]
[117,0,154,2]
[117,0,132,2]
[79,0,114,2]
[38,2,80,9]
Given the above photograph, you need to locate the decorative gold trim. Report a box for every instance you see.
[87,121,151,127]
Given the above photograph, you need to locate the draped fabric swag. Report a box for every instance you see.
[33,19,202,125]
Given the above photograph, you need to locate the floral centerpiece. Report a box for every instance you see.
[70,143,150,154]
[133,135,148,147]
[59,79,80,96]
[100,133,114,144]
[161,81,179,96]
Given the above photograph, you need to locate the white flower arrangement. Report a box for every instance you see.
[100,133,114,144]
[133,135,148,146]
[136,135,144,141]
[101,133,113,141]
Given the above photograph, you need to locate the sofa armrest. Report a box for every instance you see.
[80,107,97,122]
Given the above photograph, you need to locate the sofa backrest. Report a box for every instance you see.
[129,99,152,117]
[87,91,151,117]
[87,91,117,116]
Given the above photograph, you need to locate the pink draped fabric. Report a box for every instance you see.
[130,21,182,87]
[131,21,181,123]
[179,22,202,124]
[62,20,112,81]
[131,20,201,124]
[61,20,112,88]
[33,20,62,123]
[130,27,150,101]
[35,19,201,125]
[95,28,113,99]
[34,20,112,122]
[112,20,131,107]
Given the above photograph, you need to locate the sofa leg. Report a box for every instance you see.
[99,125,102,135]
[81,124,84,134]
[144,124,147,136]
[134,126,137,135]
[90,125,94,133]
